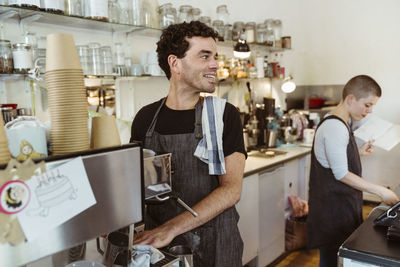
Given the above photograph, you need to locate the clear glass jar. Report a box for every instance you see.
[178,5,192,23]
[0,40,13,74]
[100,46,113,75]
[24,32,37,49]
[84,0,108,22]
[131,0,143,26]
[212,20,224,41]
[266,29,274,47]
[88,42,103,75]
[12,43,33,74]
[199,16,211,27]
[232,21,245,41]
[114,42,125,66]
[191,8,201,21]
[273,20,282,48]
[264,19,274,30]
[108,0,121,23]
[245,22,256,43]
[256,23,267,44]
[42,0,64,14]
[66,0,82,17]
[223,24,232,41]
[76,45,90,75]
[118,0,131,24]
[216,5,229,24]
[159,3,176,28]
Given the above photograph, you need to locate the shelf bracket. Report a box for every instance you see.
[20,13,42,36]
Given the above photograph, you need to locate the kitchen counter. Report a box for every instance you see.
[244,145,311,177]
[339,207,400,267]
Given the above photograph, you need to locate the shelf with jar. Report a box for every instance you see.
[216,40,291,53]
[0,5,162,34]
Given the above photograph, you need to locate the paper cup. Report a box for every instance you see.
[90,116,121,149]
[46,34,82,71]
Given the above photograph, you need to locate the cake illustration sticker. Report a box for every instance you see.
[17,157,96,241]
[0,180,31,215]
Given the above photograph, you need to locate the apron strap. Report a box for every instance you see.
[145,97,167,138]
[194,98,203,139]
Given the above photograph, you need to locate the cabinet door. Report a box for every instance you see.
[258,165,285,267]
[284,159,299,210]
[236,174,259,265]
[298,154,311,201]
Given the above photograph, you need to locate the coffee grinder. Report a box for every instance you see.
[263,97,278,147]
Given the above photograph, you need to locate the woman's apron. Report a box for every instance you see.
[144,97,243,267]
[307,115,363,249]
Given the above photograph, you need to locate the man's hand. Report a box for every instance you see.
[134,223,177,248]
[378,187,400,206]
[359,140,374,156]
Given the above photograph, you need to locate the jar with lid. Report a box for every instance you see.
[76,45,90,74]
[0,40,13,74]
[178,5,192,23]
[256,23,267,44]
[216,5,229,24]
[42,0,65,14]
[159,3,176,28]
[66,0,83,17]
[265,28,274,47]
[12,43,33,74]
[100,46,113,75]
[212,20,224,41]
[245,22,256,43]
[88,42,103,75]
[83,0,109,22]
[264,19,274,30]
[199,16,211,27]
[237,59,248,79]
[191,8,201,21]
[118,0,131,25]
[232,21,245,41]
[272,19,282,48]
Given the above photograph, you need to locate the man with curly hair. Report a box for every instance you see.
[130,21,246,266]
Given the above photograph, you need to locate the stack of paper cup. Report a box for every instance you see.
[90,116,121,149]
[0,112,11,164]
[45,34,89,155]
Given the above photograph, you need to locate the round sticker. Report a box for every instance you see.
[0,180,31,214]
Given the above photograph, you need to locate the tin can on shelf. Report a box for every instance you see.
[282,36,292,49]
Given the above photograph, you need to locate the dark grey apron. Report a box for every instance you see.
[144,97,243,267]
[307,115,363,249]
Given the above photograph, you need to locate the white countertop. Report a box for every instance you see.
[244,145,311,177]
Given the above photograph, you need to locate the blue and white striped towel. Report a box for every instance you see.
[194,96,226,175]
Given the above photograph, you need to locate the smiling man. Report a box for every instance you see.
[307,75,399,267]
[130,22,246,267]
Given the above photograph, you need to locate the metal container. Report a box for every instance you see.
[265,130,278,148]
[169,245,193,267]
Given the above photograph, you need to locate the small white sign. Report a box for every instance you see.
[17,157,96,241]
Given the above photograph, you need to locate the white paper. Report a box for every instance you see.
[17,157,96,241]
[354,115,400,151]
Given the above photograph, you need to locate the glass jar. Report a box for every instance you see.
[84,0,108,22]
[223,24,232,41]
[42,0,64,14]
[114,42,125,66]
[66,0,82,17]
[265,29,274,47]
[216,5,229,24]
[159,3,176,28]
[76,45,90,75]
[237,59,248,78]
[212,20,224,41]
[131,0,143,26]
[232,21,244,41]
[0,40,13,74]
[245,22,256,43]
[88,42,103,75]
[256,23,267,44]
[178,5,192,23]
[108,0,121,23]
[264,19,274,30]
[100,46,113,75]
[24,32,37,48]
[12,43,33,74]
[273,19,282,48]
[199,16,211,27]
[118,0,131,25]
[191,8,201,21]
[216,54,229,81]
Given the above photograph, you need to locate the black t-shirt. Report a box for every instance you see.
[130,98,247,158]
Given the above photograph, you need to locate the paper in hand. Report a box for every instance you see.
[354,115,400,151]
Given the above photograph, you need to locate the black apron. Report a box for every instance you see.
[307,115,363,249]
[144,97,243,267]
